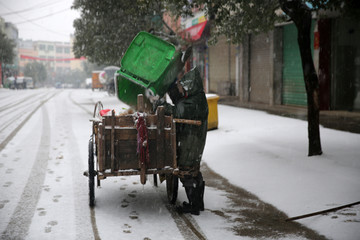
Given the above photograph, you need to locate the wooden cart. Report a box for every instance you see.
[87,95,179,207]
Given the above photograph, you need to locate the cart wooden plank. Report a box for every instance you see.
[94,95,177,181]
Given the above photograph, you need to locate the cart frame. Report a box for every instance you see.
[87,95,179,207]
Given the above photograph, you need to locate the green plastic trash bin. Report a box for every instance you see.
[116,31,183,107]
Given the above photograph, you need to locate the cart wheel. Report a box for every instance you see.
[93,101,103,119]
[166,174,178,204]
[140,164,146,185]
[88,138,95,207]
[153,174,158,187]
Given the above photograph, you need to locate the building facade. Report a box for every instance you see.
[70,34,83,72]
[17,38,86,85]
[1,16,86,87]
[18,39,37,75]
[0,17,19,87]
[35,40,72,74]
[206,16,360,112]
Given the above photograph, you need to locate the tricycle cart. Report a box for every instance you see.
[87,95,179,207]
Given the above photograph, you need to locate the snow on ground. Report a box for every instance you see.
[204,105,360,240]
[1,88,359,240]
[81,90,360,239]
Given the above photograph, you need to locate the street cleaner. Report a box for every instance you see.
[115,30,208,214]
[154,58,208,215]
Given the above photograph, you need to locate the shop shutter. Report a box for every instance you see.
[282,22,315,106]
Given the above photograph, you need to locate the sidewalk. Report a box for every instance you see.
[218,96,360,134]
[203,101,360,240]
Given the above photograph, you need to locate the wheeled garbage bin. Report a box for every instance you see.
[115,31,183,108]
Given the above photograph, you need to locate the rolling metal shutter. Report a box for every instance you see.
[282,22,315,106]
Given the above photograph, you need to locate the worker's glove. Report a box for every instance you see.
[145,88,159,103]
[152,98,166,113]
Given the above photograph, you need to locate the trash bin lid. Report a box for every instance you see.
[121,31,176,83]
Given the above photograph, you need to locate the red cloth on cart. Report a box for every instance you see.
[135,113,149,166]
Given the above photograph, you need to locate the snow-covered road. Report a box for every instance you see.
[1,88,359,240]
[0,89,238,240]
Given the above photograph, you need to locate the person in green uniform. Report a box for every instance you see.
[156,66,208,215]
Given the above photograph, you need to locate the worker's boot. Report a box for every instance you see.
[191,186,202,215]
[183,178,205,212]
[178,186,200,215]
[181,186,192,209]
[199,181,205,211]
[184,182,204,211]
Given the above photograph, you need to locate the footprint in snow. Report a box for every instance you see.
[42,185,51,192]
[129,211,139,220]
[45,220,58,233]
[37,208,47,216]
[3,182,12,187]
[128,193,136,198]
[56,176,63,182]
[52,195,62,203]
[123,223,132,233]
[0,200,10,209]
[121,199,129,208]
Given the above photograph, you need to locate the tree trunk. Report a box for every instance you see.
[280,0,322,156]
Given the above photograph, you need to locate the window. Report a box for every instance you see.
[39,44,46,50]
[48,45,54,51]
[56,47,63,53]
[64,47,70,53]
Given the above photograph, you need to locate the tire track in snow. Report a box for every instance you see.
[0,92,40,113]
[66,91,100,240]
[154,186,207,240]
[0,91,58,152]
[164,203,207,240]
[0,92,50,134]
[167,206,207,240]
[1,106,51,239]
[69,90,93,116]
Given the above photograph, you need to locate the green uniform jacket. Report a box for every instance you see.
[164,67,208,168]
